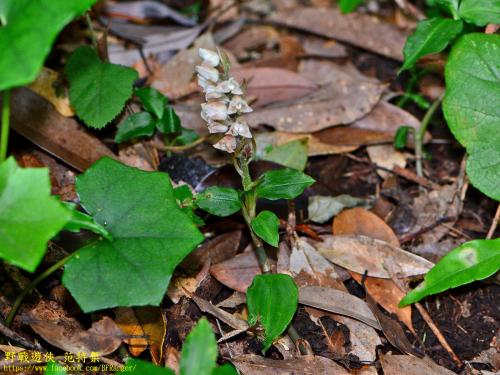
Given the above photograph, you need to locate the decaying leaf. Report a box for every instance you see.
[309,196,371,224]
[315,235,434,278]
[232,354,351,375]
[299,286,381,330]
[9,88,115,172]
[210,246,277,292]
[28,300,123,356]
[367,144,407,179]
[270,7,408,60]
[190,295,249,332]
[28,67,74,117]
[380,354,455,375]
[114,307,166,363]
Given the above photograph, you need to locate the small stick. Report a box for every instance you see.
[486,203,500,239]
[0,321,43,351]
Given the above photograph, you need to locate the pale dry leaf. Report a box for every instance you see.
[380,354,455,375]
[298,286,381,330]
[315,235,434,278]
[190,295,249,331]
[28,67,74,117]
[309,196,371,224]
[367,144,407,179]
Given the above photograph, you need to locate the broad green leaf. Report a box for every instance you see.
[115,112,155,143]
[123,359,174,375]
[251,211,280,247]
[45,361,67,375]
[62,202,112,241]
[459,0,500,26]
[180,318,218,375]
[400,239,500,306]
[0,0,96,90]
[135,87,166,119]
[212,364,238,375]
[175,185,204,226]
[442,33,500,201]
[157,107,182,134]
[195,187,241,217]
[247,274,298,352]
[255,168,315,200]
[0,157,69,272]
[62,158,204,312]
[339,0,365,13]
[262,139,308,171]
[172,128,199,146]
[399,18,463,73]
[66,46,138,129]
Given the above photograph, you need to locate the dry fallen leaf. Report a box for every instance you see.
[9,88,115,172]
[315,235,433,278]
[28,300,123,356]
[232,354,351,375]
[299,286,381,330]
[28,67,74,117]
[367,144,407,179]
[270,7,408,61]
[114,307,166,363]
[380,354,455,375]
[190,295,249,332]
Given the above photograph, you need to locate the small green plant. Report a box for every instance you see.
[397,4,500,305]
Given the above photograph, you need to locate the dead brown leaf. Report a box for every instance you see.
[28,67,74,117]
[232,354,351,375]
[380,354,455,375]
[315,235,433,278]
[367,144,407,179]
[9,88,115,172]
[270,7,408,61]
[114,307,166,363]
[28,300,122,356]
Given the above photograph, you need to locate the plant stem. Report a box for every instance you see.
[5,253,76,327]
[0,90,11,163]
[415,94,443,177]
[85,12,98,49]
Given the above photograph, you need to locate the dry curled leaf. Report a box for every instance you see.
[380,354,455,375]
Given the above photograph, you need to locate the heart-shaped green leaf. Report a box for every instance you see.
[180,318,218,375]
[135,87,167,119]
[458,0,500,26]
[115,112,156,143]
[0,0,96,90]
[399,17,463,73]
[251,211,280,247]
[195,187,241,217]
[247,274,298,352]
[62,158,204,312]
[0,157,70,272]
[66,46,138,129]
[400,238,500,306]
[256,168,315,201]
[443,33,500,201]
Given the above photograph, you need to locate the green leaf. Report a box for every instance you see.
[247,274,298,352]
[400,239,500,306]
[262,139,308,171]
[399,18,463,73]
[62,202,112,241]
[180,318,218,375]
[62,158,204,312]
[393,126,412,150]
[255,168,315,200]
[172,128,199,146]
[66,46,138,129]
[157,107,182,134]
[442,33,500,201]
[123,359,174,375]
[251,211,280,247]
[0,0,96,91]
[115,112,156,143]
[212,364,238,375]
[135,87,166,119]
[339,0,365,13]
[0,157,69,272]
[459,0,500,26]
[436,0,460,18]
[45,361,67,375]
[195,187,241,217]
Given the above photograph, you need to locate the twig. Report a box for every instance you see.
[153,136,207,152]
[0,321,43,351]
[486,203,500,239]
[399,216,455,244]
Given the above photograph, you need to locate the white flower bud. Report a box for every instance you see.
[196,65,219,83]
[228,95,252,115]
[214,135,237,153]
[228,117,252,138]
[201,101,228,121]
[197,75,211,90]
[207,121,229,134]
[205,84,226,100]
[217,77,243,95]
[199,48,220,67]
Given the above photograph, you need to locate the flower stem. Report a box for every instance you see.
[1,90,11,163]
[85,12,98,49]
[5,253,76,327]
[415,94,443,177]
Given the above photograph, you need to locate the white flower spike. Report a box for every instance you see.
[196,65,219,83]
[199,48,220,67]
